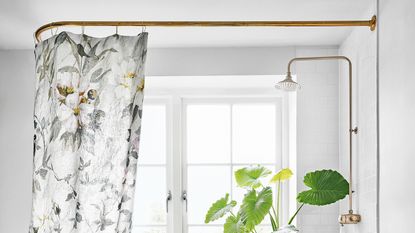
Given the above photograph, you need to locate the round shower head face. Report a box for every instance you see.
[275,75,301,92]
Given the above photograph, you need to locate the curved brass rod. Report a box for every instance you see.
[34,15,376,43]
[287,56,360,222]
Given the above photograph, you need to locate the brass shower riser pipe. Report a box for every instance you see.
[287,56,361,224]
[34,15,377,42]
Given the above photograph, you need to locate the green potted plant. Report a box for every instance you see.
[204,165,349,233]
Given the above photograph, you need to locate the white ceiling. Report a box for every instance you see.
[0,0,374,49]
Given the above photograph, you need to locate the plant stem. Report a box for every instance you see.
[276,180,281,226]
[230,211,236,218]
[271,206,279,228]
[288,203,305,225]
[269,212,277,231]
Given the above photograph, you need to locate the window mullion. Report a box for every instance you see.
[230,103,234,202]
[170,95,184,233]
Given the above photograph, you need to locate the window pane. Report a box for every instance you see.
[140,105,166,165]
[186,105,231,164]
[187,166,231,224]
[232,104,276,163]
[188,226,222,233]
[132,226,166,233]
[133,166,166,225]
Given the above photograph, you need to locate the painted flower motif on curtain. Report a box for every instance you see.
[30,31,148,233]
[112,58,145,101]
[55,70,96,133]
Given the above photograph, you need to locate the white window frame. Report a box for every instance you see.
[138,75,297,233]
[133,97,174,232]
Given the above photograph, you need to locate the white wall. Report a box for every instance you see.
[0,50,34,232]
[378,0,415,232]
[294,47,340,233]
[338,5,378,233]
[0,46,340,233]
[146,47,295,76]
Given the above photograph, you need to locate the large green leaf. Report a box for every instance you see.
[235,166,272,189]
[297,169,349,206]
[270,168,293,183]
[205,193,237,223]
[240,187,273,230]
[224,215,248,233]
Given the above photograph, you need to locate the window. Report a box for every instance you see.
[184,100,282,233]
[133,102,168,233]
[132,76,296,233]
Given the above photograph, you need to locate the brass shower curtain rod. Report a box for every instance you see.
[34,15,377,42]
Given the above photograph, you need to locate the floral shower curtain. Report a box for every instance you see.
[30,31,148,233]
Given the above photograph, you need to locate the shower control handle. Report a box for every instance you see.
[166,190,172,213]
[182,190,188,212]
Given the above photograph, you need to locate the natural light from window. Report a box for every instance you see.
[131,75,295,233]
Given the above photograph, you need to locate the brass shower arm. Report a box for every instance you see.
[287,55,361,224]
[34,15,377,43]
[287,56,351,74]
[286,56,354,136]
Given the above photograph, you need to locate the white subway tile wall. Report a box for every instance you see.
[339,7,378,233]
[295,47,340,233]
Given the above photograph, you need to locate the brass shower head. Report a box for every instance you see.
[275,72,301,92]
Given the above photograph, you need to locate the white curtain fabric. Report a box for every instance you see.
[30,32,148,233]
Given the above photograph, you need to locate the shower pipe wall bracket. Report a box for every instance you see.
[34,15,377,42]
[287,56,361,225]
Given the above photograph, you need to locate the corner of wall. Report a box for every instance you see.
[338,4,378,232]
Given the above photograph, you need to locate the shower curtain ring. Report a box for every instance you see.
[115,26,119,35]
[81,26,85,35]
[50,27,59,36]
[33,33,40,44]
